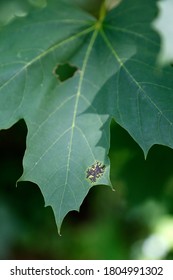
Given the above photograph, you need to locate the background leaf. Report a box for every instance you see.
[92,0,173,155]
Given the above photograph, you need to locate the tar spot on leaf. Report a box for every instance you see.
[86,161,105,183]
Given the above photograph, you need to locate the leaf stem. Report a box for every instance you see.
[95,1,107,30]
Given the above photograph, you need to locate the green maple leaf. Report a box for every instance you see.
[1,0,173,232]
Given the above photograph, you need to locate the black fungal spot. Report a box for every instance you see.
[54,62,78,82]
[86,161,105,183]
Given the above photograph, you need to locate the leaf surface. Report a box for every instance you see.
[1,0,173,230]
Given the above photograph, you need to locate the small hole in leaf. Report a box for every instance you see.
[54,63,78,82]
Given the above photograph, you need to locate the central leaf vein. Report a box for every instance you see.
[59,29,99,219]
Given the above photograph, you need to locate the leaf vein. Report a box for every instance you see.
[0,26,94,93]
